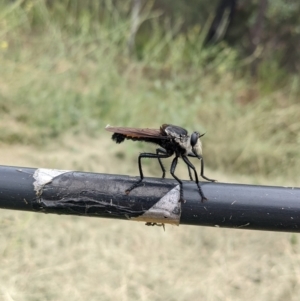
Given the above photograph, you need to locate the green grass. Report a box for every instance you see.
[0,0,299,179]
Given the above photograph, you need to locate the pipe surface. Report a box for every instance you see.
[0,165,299,231]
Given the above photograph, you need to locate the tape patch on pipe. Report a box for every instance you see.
[33,168,70,196]
[131,185,181,225]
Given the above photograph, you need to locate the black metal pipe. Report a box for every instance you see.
[0,165,299,232]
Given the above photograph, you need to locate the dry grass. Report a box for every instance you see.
[0,135,300,301]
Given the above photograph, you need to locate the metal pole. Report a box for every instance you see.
[0,165,299,232]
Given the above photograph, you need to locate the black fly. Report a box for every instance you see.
[105,124,215,202]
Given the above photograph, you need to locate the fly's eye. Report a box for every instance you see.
[191,132,199,147]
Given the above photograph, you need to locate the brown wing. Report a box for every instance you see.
[105,125,168,139]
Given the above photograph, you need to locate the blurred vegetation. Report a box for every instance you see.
[0,0,299,181]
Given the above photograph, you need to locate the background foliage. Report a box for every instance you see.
[1,0,299,180]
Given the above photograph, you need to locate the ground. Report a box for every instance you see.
[0,134,299,301]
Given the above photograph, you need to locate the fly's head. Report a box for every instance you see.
[190,132,204,158]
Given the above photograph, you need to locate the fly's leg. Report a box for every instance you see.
[126,152,172,195]
[156,148,168,178]
[182,156,207,202]
[187,166,193,181]
[170,156,185,203]
[188,154,216,182]
[200,157,216,182]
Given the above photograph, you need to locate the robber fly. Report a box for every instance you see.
[105,124,215,202]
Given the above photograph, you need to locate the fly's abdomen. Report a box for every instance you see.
[112,133,160,145]
[112,133,126,144]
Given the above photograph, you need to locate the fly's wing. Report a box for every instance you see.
[105,125,168,139]
[161,124,188,138]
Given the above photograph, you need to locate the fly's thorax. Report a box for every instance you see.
[174,135,191,155]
